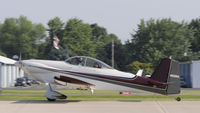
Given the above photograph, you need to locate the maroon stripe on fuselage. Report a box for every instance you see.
[27,64,167,89]
[61,70,168,89]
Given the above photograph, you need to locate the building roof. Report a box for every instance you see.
[0,55,16,64]
[180,60,200,64]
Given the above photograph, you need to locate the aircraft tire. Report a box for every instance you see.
[47,98,56,101]
[175,97,181,101]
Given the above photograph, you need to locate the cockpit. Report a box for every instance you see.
[65,56,113,69]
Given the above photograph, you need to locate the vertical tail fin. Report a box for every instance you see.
[151,58,181,94]
[151,58,171,83]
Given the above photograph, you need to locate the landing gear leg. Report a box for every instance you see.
[44,83,67,101]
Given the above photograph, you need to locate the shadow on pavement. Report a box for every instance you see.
[117,100,141,102]
[12,100,81,104]
[11,100,142,104]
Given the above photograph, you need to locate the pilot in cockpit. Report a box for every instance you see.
[93,62,101,68]
[77,57,84,66]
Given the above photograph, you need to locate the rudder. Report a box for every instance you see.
[150,58,171,83]
[150,58,180,94]
[166,59,181,94]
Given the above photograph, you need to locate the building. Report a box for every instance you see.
[0,55,24,88]
[180,61,200,88]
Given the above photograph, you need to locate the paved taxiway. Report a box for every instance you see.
[0,101,199,113]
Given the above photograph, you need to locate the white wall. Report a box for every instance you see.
[11,65,15,86]
[7,65,12,86]
[2,64,6,88]
[0,63,2,87]
[0,63,24,88]
[191,61,200,88]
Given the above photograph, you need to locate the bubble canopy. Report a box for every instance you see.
[65,56,113,69]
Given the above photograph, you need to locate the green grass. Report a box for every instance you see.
[66,95,200,101]
[2,90,46,95]
[0,89,200,101]
[180,90,200,95]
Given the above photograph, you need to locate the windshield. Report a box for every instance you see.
[65,56,113,69]
[65,56,86,66]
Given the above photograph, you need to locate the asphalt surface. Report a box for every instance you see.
[0,101,199,113]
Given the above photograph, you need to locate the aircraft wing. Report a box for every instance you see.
[54,75,95,90]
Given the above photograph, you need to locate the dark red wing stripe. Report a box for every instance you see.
[55,75,94,86]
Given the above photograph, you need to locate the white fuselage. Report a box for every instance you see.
[19,59,138,92]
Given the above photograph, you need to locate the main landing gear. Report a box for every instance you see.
[44,83,67,101]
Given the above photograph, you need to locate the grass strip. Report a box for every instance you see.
[1,90,200,101]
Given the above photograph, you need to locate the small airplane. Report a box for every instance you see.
[15,56,181,101]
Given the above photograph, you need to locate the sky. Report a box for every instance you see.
[0,0,200,43]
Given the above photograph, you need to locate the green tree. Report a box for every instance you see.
[63,18,96,57]
[90,24,108,42]
[126,18,194,66]
[31,23,46,58]
[90,24,124,69]
[189,18,200,54]
[44,17,67,60]
[100,34,123,67]
[102,40,126,70]
[0,50,6,56]
[47,17,64,44]
[0,16,46,59]
[126,61,153,75]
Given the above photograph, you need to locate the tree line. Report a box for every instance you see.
[0,16,200,74]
